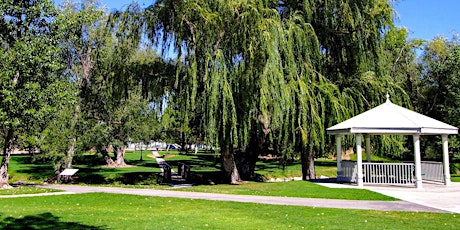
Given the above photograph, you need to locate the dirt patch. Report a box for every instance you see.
[101,164,137,168]
[146,153,175,159]
[259,154,279,161]
[341,147,353,160]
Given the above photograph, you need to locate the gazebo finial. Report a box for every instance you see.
[386,93,390,103]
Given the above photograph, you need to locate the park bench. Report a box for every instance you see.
[174,162,191,182]
[157,162,190,184]
[59,168,79,183]
[46,168,79,184]
[158,163,172,184]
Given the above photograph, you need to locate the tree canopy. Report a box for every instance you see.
[0,0,69,187]
[145,0,410,183]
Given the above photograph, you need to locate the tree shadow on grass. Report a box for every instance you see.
[14,165,55,181]
[314,160,337,167]
[73,154,106,167]
[0,212,106,230]
[75,168,160,185]
[162,157,226,185]
[11,155,55,181]
[124,159,158,168]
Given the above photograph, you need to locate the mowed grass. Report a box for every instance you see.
[0,193,458,229]
[8,151,162,186]
[174,180,397,200]
[0,186,61,196]
[256,158,338,179]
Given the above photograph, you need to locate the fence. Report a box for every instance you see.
[421,161,445,183]
[362,162,415,185]
[339,161,445,185]
[340,161,358,183]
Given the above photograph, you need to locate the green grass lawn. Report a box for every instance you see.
[7,152,458,202]
[0,193,457,229]
[0,186,61,196]
[8,151,162,185]
[73,151,161,185]
[8,151,394,187]
[173,180,396,200]
[256,158,338,179]
[159,151,341,180]
[8,155,55,183]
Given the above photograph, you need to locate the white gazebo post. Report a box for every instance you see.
[336,135,342,182]
[442,135,451,186]
[413,134,423,189]
[365,135,371,162]
[356,134,364,188]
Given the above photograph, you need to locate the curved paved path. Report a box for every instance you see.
[36,184,446,213]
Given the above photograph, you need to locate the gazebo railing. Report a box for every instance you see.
[421,161,445,183]
[362,162,415,185]
[340,161,415,185]
[340,161,445,185]
[340,161,358,183]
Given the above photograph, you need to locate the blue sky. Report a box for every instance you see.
[55,0,459,41]
[393,0,460,40]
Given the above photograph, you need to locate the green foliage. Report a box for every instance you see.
[0,0,65,130]
[0,0,73,184]
[416,36,460,160]
[147,0,412,181]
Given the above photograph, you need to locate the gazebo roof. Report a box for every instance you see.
[327,97,458,135]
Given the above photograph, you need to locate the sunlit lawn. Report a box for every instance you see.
[256,158,338,179]
[0,186,61,196]
[174,180,396,200]
[3,152,460,229]
[8,151,459,202]
[0,193,458,229]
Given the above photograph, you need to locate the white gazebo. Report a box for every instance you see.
[327,95,458,189]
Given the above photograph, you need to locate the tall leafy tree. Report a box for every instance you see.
[92,4,172,167]
[52,1,173,169]
[148,0,353,183]
[281,0,410,173]
[417,36,460,160]
[0,0,67,188]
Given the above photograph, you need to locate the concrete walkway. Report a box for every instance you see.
[151,150,175,174]
[35,184,447,213]
[317,182,460,214]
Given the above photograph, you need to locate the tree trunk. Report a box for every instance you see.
[0,128,14,189]
[236,150,260,181]
[115,145,126,167]
[101,148,116,167]
[61,99,80,174]
[221,142,240,184]
[65,136,76,169]
[301,148,316,180]
[238,116,269,181]
[237,132,261,180]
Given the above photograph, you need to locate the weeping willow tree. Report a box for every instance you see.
[147,0,341,183]
[281,0,411,163]
[147,0,409,183]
